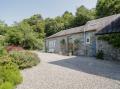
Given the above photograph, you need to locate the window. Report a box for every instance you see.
[49,40,56,48]
[48,40,56,53]
[86,36,90,44]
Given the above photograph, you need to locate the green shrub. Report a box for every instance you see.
[98,33,120,48]
[0,56,22,89]
[96,50,104,59]
[0,35,6,46]
[10,51,40,69]
[0,46,7,57]
[0,82,14,89]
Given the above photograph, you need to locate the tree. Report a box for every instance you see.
[55,16,65,32]
[62,11,74,29]
[74,6,91,27]
[45,17,65,37]
[44,6,96,37]
[0,21,7,35]
[96,0,120,18]
[6,26,24,46]
[21,14,45,49]
[6,22,43,49]
[88,8,96,19]
[23,14,45,39]
[45,18,58,37]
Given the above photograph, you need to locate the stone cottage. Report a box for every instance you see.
[96,16,120,61]
[46,14,120,58]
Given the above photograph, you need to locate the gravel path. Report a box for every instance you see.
[16,52,120,89]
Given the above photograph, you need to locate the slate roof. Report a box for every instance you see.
[86,14,120,32]
[47,14,120,38]
[47,26,85,39]
[96,14,120,35]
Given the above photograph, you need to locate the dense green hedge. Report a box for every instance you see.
[98,33,120,48]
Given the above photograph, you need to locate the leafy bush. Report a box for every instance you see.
[0,46,7,57]
[10,51,40,69]
[98,33,120,48]
[0,56,22,89]
[5,22,44,50]
[74,39,80,51]
[0,35,6,46]
[0,82,14,89]
[96,50,104,59]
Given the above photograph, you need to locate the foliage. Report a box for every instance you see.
[45,17,65,37]
[62,11,74,29]
[45,6,95,37]
[45,18,57,37]
[74,39,80,45]
[96,0,120,18]
[0,21,7,35]
[0,56,22,89]
[60,39,66,52]
[74,39,80,51]
[10,51,40,69]
[0,46,7,57]
[0,82,14,89]
[96,50,104,59]
[98,33,120,48]
[6,26,24,46]
[19,22,44,49]
[6,22,44,50]
[0,35,6,46]
[74,6,94,26]
[45,12,74,37]
[23,14,45,39]
[60,39,66,45]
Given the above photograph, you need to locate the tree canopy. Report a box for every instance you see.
[96,0,120,18]
[74,6,94,27]
[5,14,45,50]
[45,6,95,37]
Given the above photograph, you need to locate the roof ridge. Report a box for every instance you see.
[47,13,120,39]
[87,13,120,23]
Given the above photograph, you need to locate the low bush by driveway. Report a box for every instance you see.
[10,51,40,69]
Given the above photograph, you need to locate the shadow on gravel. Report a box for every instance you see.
[49,56,120,81]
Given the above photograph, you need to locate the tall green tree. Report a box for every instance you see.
[45,18,56,37]
[23,14,45,39]
[45,17,65,37]
[74,6,91,27]
[6,26,23,46]
[55,16,65,31]
[96,0,120,18]
[6,22,43,49]
[62,11,74,29]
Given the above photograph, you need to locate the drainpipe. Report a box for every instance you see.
[67,36,69,55]
[83,25,86,56]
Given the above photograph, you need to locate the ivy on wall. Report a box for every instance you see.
[98,33,120,48]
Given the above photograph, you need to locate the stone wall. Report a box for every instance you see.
[96,39,120,61]
[46,31,97,57]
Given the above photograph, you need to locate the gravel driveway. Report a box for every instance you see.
[16,52,120,89]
